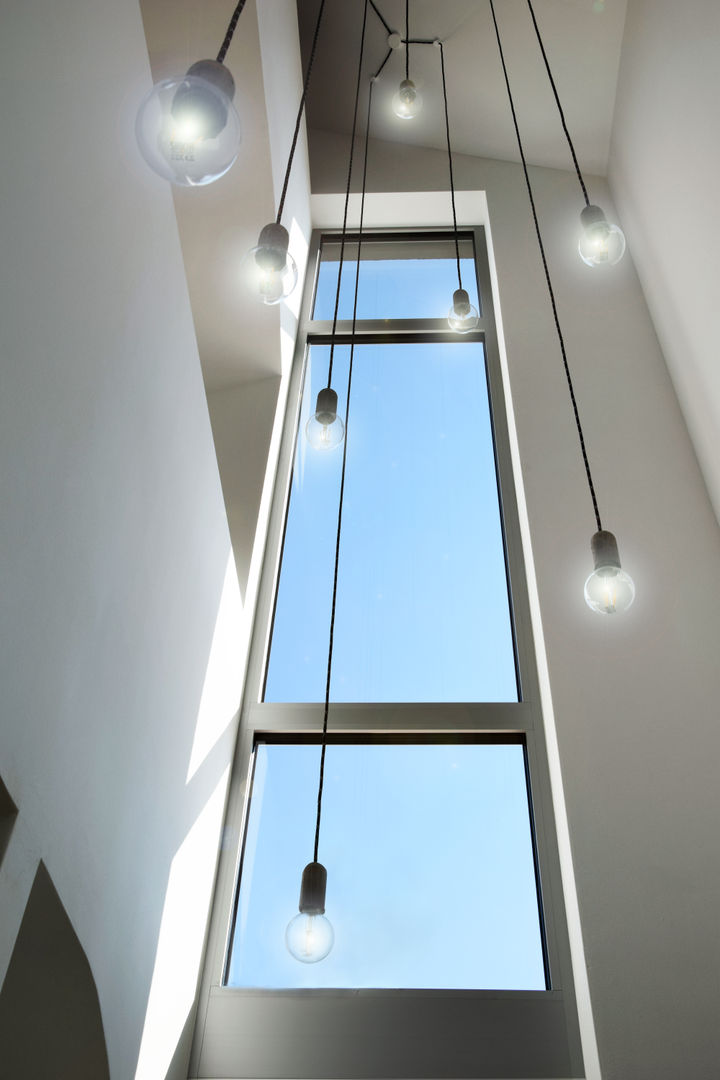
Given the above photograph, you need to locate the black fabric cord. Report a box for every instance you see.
[373,47,393,80]
[216,0,247,63]
[369,0,392,35]
[439,41,462,290]
[525,0,590,206]
[276,0,327,224]
[488,0,602,533]
[405,0,410,80]
[313,18,372,867]
[326,0,370,389]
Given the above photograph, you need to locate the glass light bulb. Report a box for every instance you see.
[392,79,422,119]
[241,224,298,305]
[135,70,241,187]
[578,210,626,267]
[285,912,334,963]
[305,411,345,450]
[448,289,479,333]
[584,565,635,614]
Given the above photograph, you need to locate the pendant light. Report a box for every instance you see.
[135,0,245,186]
[437,40,479,334]
[243,0,327,304]
[304,0,372,453]
[287,0,373,963]
[524,0,625,267]
[488,0,634,613]
[393,1,422,119]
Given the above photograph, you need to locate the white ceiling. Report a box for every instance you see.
[298,0,629,175]
[139,0,629,390]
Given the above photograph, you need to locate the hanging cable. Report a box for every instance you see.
[438,41,462,290]
[524,0,589,206]
[216,0,247,63]
[326,0,370,389]
[487,0,602,533]
[369,0,392,35]
[276,0,327,223]
[405,0,410,80]
[314,76,374,866]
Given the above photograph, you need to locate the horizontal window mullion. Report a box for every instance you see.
[307,319,491,339]
[247,701,534,734]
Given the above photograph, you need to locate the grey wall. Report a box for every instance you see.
[608,0,720,523]
[0,0,243,1076]
[207,377,281,600]
[309,128,720,1080]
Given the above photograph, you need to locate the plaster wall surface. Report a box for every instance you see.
[0,0,244,1075]
[608,0,720,523]
[308,128,720,1080]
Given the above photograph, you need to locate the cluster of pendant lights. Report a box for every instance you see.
[136,0,635,964]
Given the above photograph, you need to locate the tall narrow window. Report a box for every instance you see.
[192,228,585,1080]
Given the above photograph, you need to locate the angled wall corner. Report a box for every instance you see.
[0,862,110,1080]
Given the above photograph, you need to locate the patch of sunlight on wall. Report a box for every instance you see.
[134,767,230,1080]
[286,216,308,323]
[186,555,244,784]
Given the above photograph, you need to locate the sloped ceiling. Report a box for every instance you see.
[298,0,628,175]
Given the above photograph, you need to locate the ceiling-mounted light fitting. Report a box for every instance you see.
[136,60,241,186]
[392,78,422,119]
[305,387,345,450]
[584,530,635,614]
[286,862,334,963]
[578,205,626,268]
[448,288,479,334]
[242,223,298,305]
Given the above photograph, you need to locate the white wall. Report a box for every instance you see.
[0,0,244,1076]
[608,0,720,524]
[308,129,720,1080]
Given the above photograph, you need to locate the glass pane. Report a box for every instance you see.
[226,740,547,990]
[313,237,480,321]
[264,340,518,703]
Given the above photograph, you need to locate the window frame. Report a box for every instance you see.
[190,226,585,1079]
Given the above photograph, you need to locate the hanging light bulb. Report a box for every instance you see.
[305,388,345,450]
[584,530,635,614]
[578,205,626,268]
[392,79,422,119]
[286,862,334,964]
[448,288,479,333]
[241,223,298,305]
[136,60,241,186]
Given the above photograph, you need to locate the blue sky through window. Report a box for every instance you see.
[229,242,542,990]
[226,740,547,990]
[264,332,518,702]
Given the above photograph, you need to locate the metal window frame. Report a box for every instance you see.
[189,227,585,1080]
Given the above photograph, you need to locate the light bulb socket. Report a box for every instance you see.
[255,223,290,272]
[580,204,608,229]
[398,78,416,101]
[314,387,339,425]
[591,529,621,570]
[171,60,235,139]
[184,59,236,102]
[452,288,471,317]
[298,861,327,915]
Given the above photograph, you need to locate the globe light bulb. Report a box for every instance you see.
[305,387,345,450]
[135,60,241,187]
[448,288,479,333]
[242,223,298,305]
[286,862,334,964]
[392,79,422,119]
[584,530,635,614]
[286,912,335,964]
[578,205,626,267]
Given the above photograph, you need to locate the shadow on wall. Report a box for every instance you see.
[0,861,109,1080]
